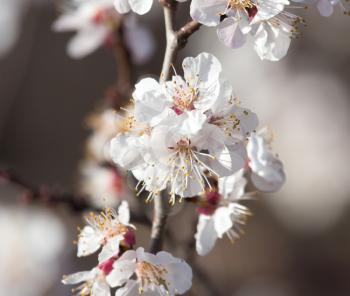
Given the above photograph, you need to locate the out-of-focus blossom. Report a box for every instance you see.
[293,0,349,17]
[77,201,135,263]
[189,0,304,61]
[110,52,259,203]
[195,170,251,256]
[0,206,66,296]
[247,127,286,192]
[0,0,30,57]
[62,258,115,296]
[106,247,192,296]
[53,0,154,61]
[114,0,187,15]
[79,161,131,208]
[114,0,153,15]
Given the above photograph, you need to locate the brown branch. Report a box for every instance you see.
[0,169,151,225]
[160,1,202,82]
[105,21,133,108]
[149,192,170,253]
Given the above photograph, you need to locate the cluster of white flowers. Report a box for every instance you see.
[189,0,305,61]
[63,201,193,296]
[110,52,284,204]
[52,0,350,294]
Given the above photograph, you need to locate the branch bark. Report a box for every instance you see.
[0,169,151,225]
[160,1,201,82]
[106,22,133,108]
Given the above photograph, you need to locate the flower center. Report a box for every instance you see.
[166,139,219,203]
[197,190,222,216]
[210,113,242,137]
[92,8,119,27]
[228,0,256,11]
[98,258,115,275]
[136,261,169,293]
[172,85,198,114]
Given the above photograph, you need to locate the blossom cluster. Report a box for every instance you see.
[63,201,193,295]
[110,52,285,203]
[108,52,285,255]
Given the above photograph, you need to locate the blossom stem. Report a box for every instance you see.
[105,23,133,108]
[113,24,132,100]
[160,1,201,82]
[0,169,151,225]
[149,191,170,253]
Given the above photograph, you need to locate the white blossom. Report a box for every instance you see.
[114,0,188,15]
[77,201,136,263]
[247,127,286,192]
[114,0,153,15]
[189,0,303,61]
[195,170,251,256]
[106,247,192,296]
[53,0,154,60]
[110,53,259,202]
[79,161,130,209]
[0,206,65,296]
[62,258,116,296]
[293,0,349,16]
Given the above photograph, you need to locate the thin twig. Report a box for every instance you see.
[105,21,133,108]
[149,192,169,253]
[0,170,151,225]
[160,1,201,82]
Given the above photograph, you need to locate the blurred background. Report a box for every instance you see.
[0,1,350,295]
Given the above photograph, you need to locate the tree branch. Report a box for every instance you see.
[160,1,202,82]
[0,169,151,225]
[149,192,170,253]
[106,22,133,108]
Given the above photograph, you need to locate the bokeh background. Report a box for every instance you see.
[0,1,350,295]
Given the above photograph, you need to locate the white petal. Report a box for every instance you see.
[129,0,153,15]
[190,0,227,26]
[67,25,110,58]
[77,226,103,257]
[166,260,193,294]
[106,257,136,287]
[317,0,334,16]
[62,270,93,285]
[114,0,131,14]
[98,236,122,263]
[117,201,130,225]
[52,14,86,32]
[217,17,247,49]
[92,279,111,296]
[110,133,146,170]
[115,280,140,296]
[253,22,291,61]
[183,52,221,87]
[133,78,169,126]
[123,17,155,64]
[219,169,247,200]
[213,206,234,238]
[195,215,218,256]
